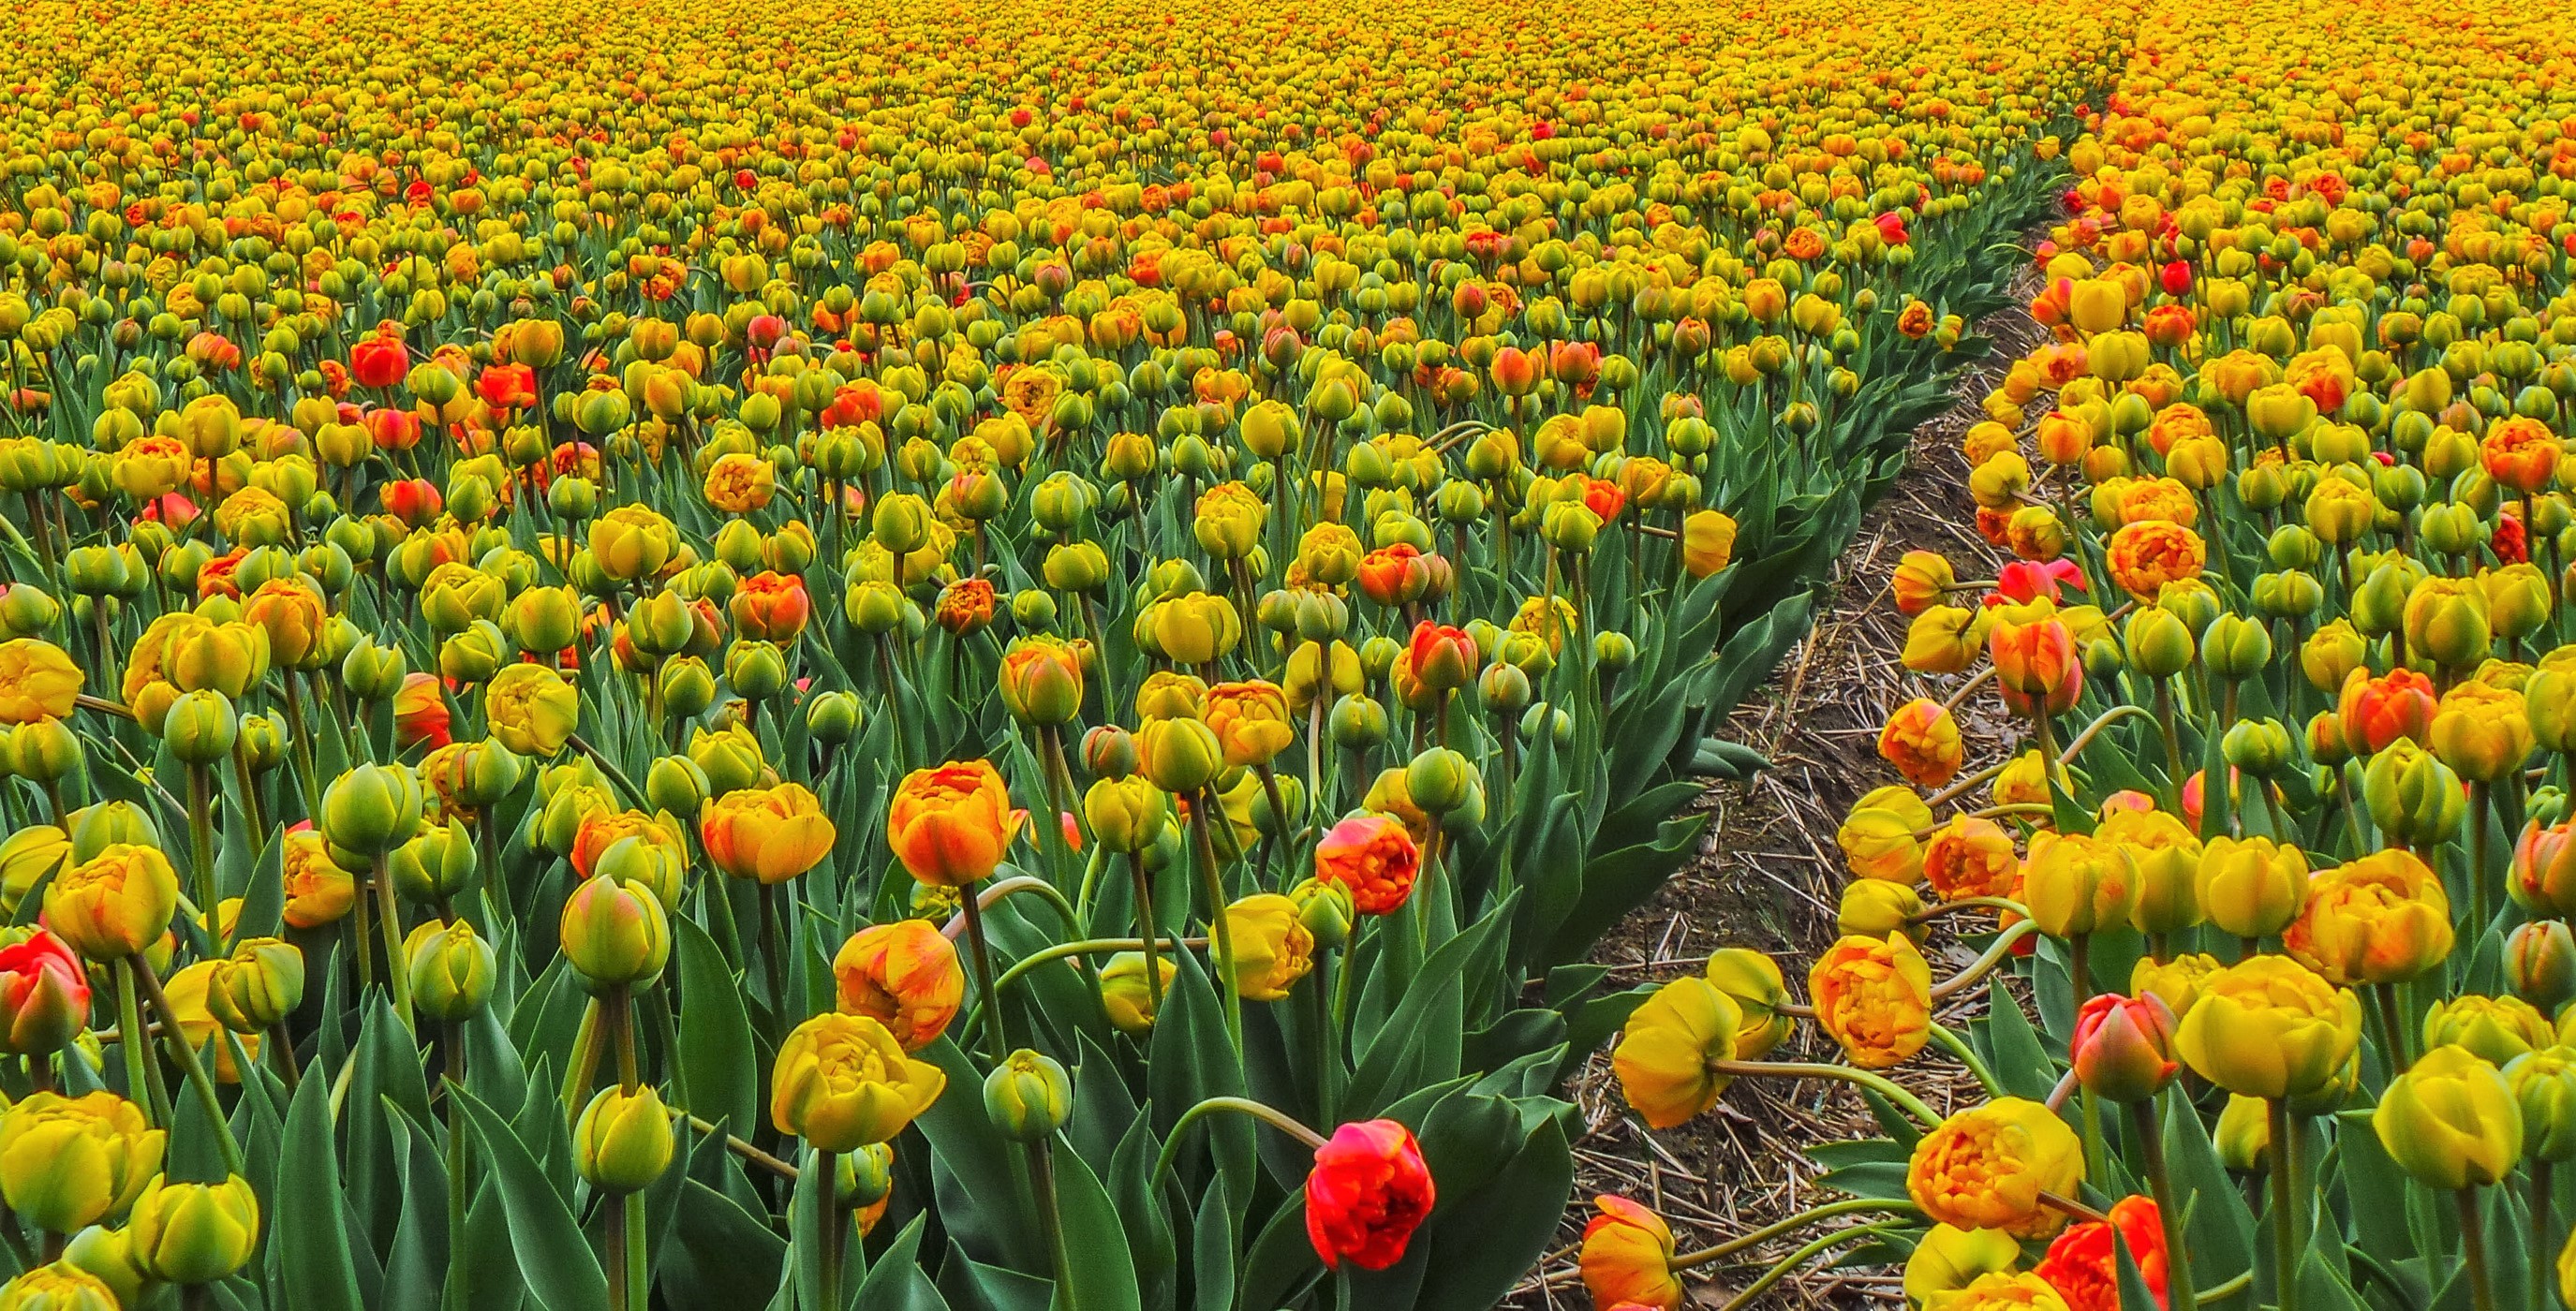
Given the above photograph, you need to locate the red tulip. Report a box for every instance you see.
[351,333,410,390]
[1304,1119,1435,1271]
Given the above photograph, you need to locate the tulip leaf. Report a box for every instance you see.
[380,1100,451,1311]
[673,911,760,1138]
[234,829,287,943]
[1414,1113,1577,1311]
[663,1179,786,1311]
[1051,1141,1144,1311]
[917,1037,1047,1273]
[453,1085,611,1311]
[851,1215,947,1311]
[2165,1091,2258,1279]
[1231,1191,1321,1311]
[276,1054,366,1311]
[1971,980,2060,1101]
[934,1241,1051,1311]
[1108,1110,1177,1307]
[1146,951,1255,1212]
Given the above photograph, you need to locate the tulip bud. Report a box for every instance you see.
[126,1174,259,1285]
[161,689,239,765]
[2361,741,2465,847]
[321,764,424,858]
[2506,1048,2576,1163]
[1139,717,1223,795]
[1098,951,1173,1035]
[389,818,479,905]
[206,938,303,1034]
[2221,718,2293,776]
[2071,993,2181,1102]
[574,1084,675,1193]
[2200,613,2273,680]
[2510,921,2576,1013]
[1289,876,1356,950]
[2124,607,2195,679]
[2216,1094,2272,1171]
[404,919,496,1022]
[983,1050,1073,1143]
[1402,748,1473,814]
[560,874,671,992]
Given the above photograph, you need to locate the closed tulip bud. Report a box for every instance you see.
[2405,577,2493,670]
[1098,951,1174,1036]
[2507,1049,2576,1163]
[560,873,670,992]
[2530,667,2576,752]
[60,1226,146,1308]
[983,1050,1073,1143]
[2199,613,2273,680]
[1138,717,1223,795]
[659,657,716,719]
[1402,748,1473,815]
[1330,694,1389,750]
[2222,718,2294,776]
[126,1174,258,1285]
[404,920,495,1022]
[805,691,862,745]
[724,640,789,701]
[1835,879,1922,943]
[2431,681,2535,782]
[570,1084,674,1195]
[2252,569,2325,621]
[7,720,80,786]
[2361,741,2465,847]
[644,756,710,818]
[2198,836,2309,939]
[389,818,479,904]
[2216,1094,2272,1171]
[2374,1045,2523,1190]
[2024,832,2139,937]
[1289,876,1356,950]
[836,1143,896,1210]
[2072,993,2181,1102]
[2422,995,2554,1067]
[2124,607,2195,678]
[2511,921,2576,1012]
[160,689,238,765]
[1083,777,1169,855]
[321,763,423,857]
[0,932,84,1056]
[342,637,408,700]
[1082,725,1137,779]
[205,938,303,1034]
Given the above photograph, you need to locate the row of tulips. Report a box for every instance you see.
[1593,4,2576,1311]
[0,0,2124,1307]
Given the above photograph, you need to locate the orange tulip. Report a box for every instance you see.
[832,921,965,1052]
[887,761,1021,888]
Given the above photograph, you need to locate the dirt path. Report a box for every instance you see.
[1511,267,2050,1308]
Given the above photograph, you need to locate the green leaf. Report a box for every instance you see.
[672,913,760,1138]
[276,1055,365,1311]
[851,1215,949,1311]
[1189,1176,1234,1311]
[1972,972,2059,1101]
[453,1086,611,1311]
[379,1102,450,1311]
[1410,1115,1576,1311]
[1051,1142,1143,1311]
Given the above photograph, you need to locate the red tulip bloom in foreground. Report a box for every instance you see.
[0,929,87,1054]
[1305,1119,1435,1270]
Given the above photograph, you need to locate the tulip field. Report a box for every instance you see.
[0,0,2571,1306]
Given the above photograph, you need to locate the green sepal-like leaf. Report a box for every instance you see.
[274,1054,366,1311]
[453,1085,611,1311]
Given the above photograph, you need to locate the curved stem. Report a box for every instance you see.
[566,735,648,807]
[1907,896,2032,924]
[2043,1190,2110,1225]
[1930,921,2040,1000]
[132,956,245,1178]
[1712,1220,1906,1311]
[940,876,1082,942]
[1707,1059,1940,1127]
[1668,1199,1917,1270]
[984,935,1203,1002]
[2056,704,2155,764]
[1149,1096,1328,1188]
[1928,1023,2004,1097]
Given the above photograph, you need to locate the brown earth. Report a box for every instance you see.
[1508,270,2051,1309]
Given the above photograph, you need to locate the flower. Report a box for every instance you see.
[2422,995,2554,1066]
[2196,835,2308,939]
[1836,785,1932,882]
[1312,815,1418,914]
[702,784,836,883]
[2022,832,2139,938]
[998,638,1085,726]
[1578,1196,1681,1310]
[2429,680,2534,782]
[126,1173,260,1284]
[483,664,579,757]
[2172,955,2362,1098]
[833,921,965,1052]
[0,641,81,725]
[280,829,356,929]
[43,845,178,961]
[2337,667,2438,755]
[1906,1098,2085,1238]
[1703,949,1795,1058]
[887,761,1021,887]
[1303,1119,1434,1271]
[1925,817,2021,901]
[1209,890,1314,1002]
[2070,994,2179,1103]
[0,931,85,1055]
[2104,521,2205,601]
[2374,1044,2523,1190]
[1205,681,1295,767]
[2284,849,2454,985]
[1808,933,1932,1069]
[0,1092,164,1233]
[2034,1196,2168,1311]
[1988,616,2080,714]
[1893,551,1958,615]
[1613,975,1743,1127]
[1904,1225,2023,1307]
[1880,698,1964,788]
[770,1012,948,1151]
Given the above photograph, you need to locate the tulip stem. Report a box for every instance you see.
[444,1022,469,1311]
[2534,1164,2554,1311]
[683,1116,798,1181]
[2371,981,2411,1072]
[813,1148,843,1311]
[371,855,415,1031]
[981,936,1198,1015]
[622,1190,648,1311]
[2130,1096,2198,1311]
[758,885,792,1042]
[113,958,169,1128]
[1026,1138,1075,1309]
[187,763,220,942]
[2054,704,2155,765]
[1904,896,2031,925]
[562,997,605,1127]
[1705,1059,1939,1127]
[1667,1199,1916,1270]
[2153,679,2186,809]
[939,876,1082,944]
[2268,1098,2299,1311]
[1710,1219,1907,1311]
[1129,852,1164,1016]
[1150,1097,1327,1189]
[1191,792,1243,1052]
[132,955,245,1178]
[2456,1188,2495,1311]
[960,882,1014,1066]
[1927,1024,2003,1097]
[2041,1191,2110,1225]
[2470,782,2494,938]
[1928,921,2041,1001]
